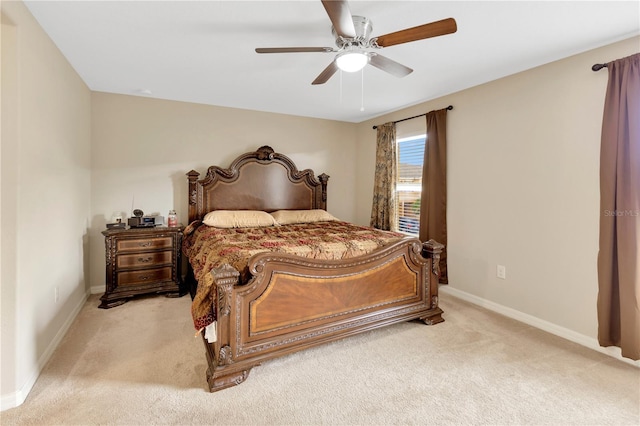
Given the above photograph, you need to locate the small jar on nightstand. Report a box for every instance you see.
[167,210,178,227]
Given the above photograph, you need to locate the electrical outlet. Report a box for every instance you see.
[497,265,506,280]
[55,287,59,303]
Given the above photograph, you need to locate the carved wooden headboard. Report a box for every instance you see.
[187,146,330,224]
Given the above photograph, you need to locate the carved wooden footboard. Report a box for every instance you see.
[204,238,443,391]
[186,146,444,392]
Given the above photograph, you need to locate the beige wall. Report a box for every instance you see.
[1,0,92,409]
[89,93,357,293]
[1,10,20,402]
[356,37,640,351]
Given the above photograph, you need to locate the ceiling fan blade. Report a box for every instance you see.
[368,54,413,78]
[375,18,457,48]
[256,47,335,54]
[321,0,356,39]
[312,61,339,85]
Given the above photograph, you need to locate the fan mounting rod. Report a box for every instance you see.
[331,16,375,49]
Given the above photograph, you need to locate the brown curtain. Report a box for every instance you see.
[370,123,397,231]
[419,109,448,283]
[597,53,640,361]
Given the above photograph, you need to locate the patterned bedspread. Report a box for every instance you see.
[183,220,405,331]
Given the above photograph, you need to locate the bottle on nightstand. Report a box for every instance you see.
[167,210,178,227]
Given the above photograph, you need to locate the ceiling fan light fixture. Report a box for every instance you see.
[335,49,369,72]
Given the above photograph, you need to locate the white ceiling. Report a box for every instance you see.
[24,1,640,123]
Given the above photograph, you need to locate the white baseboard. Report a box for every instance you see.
[439,285,640,368]
[90,285,103,295]
[0,292,89,411]
[0,392,18,413]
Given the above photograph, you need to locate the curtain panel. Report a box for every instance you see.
[370,123,397,231]
[419,108,448,284]
[597,53,640,360]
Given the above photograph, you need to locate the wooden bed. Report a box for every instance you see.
[185,145,444,392]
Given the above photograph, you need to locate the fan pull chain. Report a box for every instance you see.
[360,68,365,112]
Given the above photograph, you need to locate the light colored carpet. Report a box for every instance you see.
[2,292,638,425]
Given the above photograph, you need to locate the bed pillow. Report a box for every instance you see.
[203,210,278,228]
[270,209,339,225]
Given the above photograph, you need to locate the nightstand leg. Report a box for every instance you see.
[98,296,128,309]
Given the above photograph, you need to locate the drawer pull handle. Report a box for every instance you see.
[138,242,153,247]
[139,275,150,281]
[138,257,153,263]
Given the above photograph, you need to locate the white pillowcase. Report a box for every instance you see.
[270,209,338,225]
[203,210,278,228]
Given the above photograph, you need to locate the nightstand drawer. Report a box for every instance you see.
[117,237,173,252]
[116,251,172,268]
[117,267,173,286]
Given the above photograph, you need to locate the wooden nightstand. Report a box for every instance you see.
[100,226,185,308]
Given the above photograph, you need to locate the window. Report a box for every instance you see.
[396,135,426,235]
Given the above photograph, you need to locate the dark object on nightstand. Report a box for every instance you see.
[106,222,126,229]
[100,226,186,308]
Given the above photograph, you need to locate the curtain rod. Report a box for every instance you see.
[372,105,453,130]
[592,63,608,72]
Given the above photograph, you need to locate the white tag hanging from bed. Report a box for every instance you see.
[204,321,217,343]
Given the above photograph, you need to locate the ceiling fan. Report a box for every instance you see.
[255,0,457,85]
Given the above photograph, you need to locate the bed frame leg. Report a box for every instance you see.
[206,367,252,392]
[421,306,444,325]
[201,332,254,392]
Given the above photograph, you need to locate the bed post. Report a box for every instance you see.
[187,170,200,224]
[205,264,253,392]
[421,239,445,325]
[318,173,329,210]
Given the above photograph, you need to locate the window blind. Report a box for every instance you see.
[397,136,425,235]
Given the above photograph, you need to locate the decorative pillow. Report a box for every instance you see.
[270,209,339,225]
[202,210,278,228]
